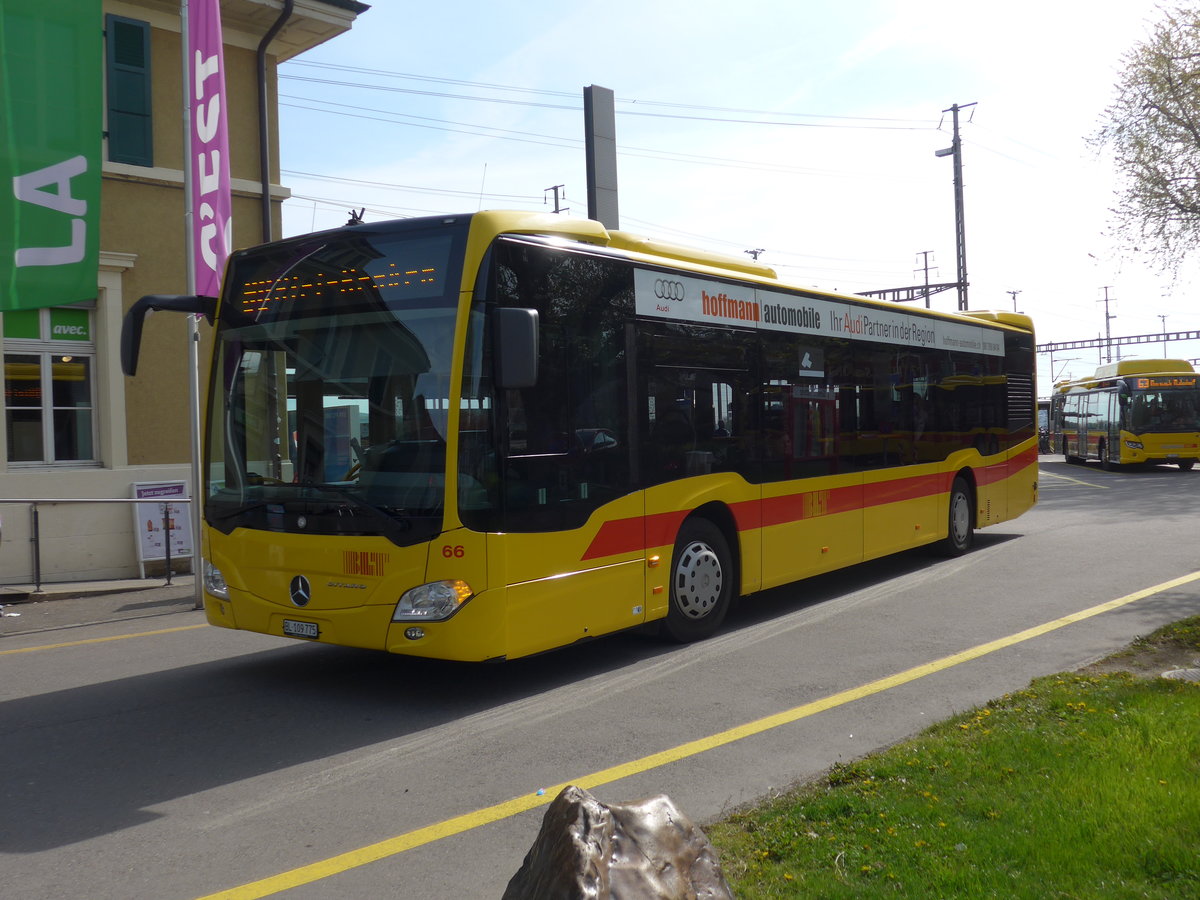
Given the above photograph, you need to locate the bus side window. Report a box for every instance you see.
[475,241,635,533]
[638,324,756,485]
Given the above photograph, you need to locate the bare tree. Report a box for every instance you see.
[1094,6,1200,273]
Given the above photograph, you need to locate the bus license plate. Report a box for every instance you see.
[283,619,319,639]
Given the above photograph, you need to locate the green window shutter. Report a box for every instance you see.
[105,15,152,166]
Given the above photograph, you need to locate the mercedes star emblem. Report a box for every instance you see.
[289,574,312,607]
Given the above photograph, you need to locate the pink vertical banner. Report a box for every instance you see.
[188,0,232,298]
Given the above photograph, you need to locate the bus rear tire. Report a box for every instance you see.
[939,476,975,557]
[661,518,733,643]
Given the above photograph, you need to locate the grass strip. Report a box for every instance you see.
[707,617,1200,899]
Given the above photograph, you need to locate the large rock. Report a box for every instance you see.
[502,785,733,899]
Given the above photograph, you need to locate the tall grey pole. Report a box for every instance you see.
[935,103,975,311]
[1099,286,1117,364]
[947,103,974,311]
[584,85,619,229]
[181,3,205,609]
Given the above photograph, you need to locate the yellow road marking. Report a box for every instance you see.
[0,624,207,655]
[1039,469,1110,488]
[195,569,1200,900]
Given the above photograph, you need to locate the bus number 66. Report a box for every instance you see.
[442,545,465,558]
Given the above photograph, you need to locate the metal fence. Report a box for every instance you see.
[0,498,192,592]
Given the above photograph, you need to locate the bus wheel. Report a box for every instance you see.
[1179,460,1196,471]
[662,518,733,643]
[939,477,975,557]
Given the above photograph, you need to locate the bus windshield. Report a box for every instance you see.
[204,221,467,545]
[1128,388,1200,433]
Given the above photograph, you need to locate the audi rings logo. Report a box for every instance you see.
[653,278,686,302]
[289,575,312,607]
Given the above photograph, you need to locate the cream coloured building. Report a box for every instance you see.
[0,0,367,585]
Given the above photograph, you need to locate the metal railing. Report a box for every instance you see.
[0,497,192,593]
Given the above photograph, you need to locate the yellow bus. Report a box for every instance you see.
[1049,360,1200,471]
[122,211,1038,661]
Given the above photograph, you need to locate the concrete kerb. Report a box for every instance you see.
[0,575,193,602]
[0,575,200,636]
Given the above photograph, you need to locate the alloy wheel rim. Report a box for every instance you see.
[951,492,970,545]
[674,540,723,619]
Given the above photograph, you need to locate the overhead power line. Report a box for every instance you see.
[280,97,933,179]
[282,74,579,112]
[280,95,578,146]
[283,168,541,202]
[284,60,938,129]
[280,61,1056,180]
[283,73,931,129]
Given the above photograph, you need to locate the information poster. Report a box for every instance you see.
[132,481,194,575]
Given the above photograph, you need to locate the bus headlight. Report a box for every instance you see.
[203,559,229,600]
[393,580,473,622]
[1124,440,1144,450]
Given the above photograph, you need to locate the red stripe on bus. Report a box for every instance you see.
[979,446,1037,485]
[864,472,950,506]
[647,510,690,549]
[580,453,1036,561]
[582,511,688,560]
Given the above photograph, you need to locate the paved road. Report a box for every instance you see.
[2,457,1198,899]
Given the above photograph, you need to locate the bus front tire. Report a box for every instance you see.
[939,477,975,557]
[661,518,733,643]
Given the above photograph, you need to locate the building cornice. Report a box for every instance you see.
[102,161,291,201]
[99,251,139,272]
[105,0,367,60]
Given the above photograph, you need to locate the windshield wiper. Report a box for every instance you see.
[298,482,429,526]
[207,498,280,523]
[208,481,437,531]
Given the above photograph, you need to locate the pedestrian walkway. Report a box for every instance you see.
[0,575,200,636]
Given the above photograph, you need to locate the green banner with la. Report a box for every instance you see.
[0,0,101,312]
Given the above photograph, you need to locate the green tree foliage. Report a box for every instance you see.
[1094,6,1200,272]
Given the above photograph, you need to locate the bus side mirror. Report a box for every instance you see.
[121,294,217,376]
[494,307,539,389]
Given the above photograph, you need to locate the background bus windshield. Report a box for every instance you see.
[1128,386,1200,432]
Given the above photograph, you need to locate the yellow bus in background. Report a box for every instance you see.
[1049,360,1200,470]
[122,211,1038,661]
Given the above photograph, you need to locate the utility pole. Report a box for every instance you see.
[1159,313,1168,357]
[544,184,567,214]
[745,248,765,260]
[1098,286,1117,363]
[1007,289,1021,312]
[935,102,976,311]
[914,250,936,308]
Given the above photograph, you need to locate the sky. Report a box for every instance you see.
[275,0,1200,394]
